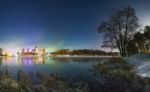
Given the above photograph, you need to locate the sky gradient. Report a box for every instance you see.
[0,0,149,52]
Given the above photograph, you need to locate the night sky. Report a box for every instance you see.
[0,0,149,52]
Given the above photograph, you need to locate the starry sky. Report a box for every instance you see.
[0,0,149,52]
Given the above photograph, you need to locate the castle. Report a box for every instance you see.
[21,46,46,56]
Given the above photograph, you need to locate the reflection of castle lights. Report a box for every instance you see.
[21,57,46,65]
[0,56,47,66]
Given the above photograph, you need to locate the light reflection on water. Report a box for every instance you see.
[0,56,108,78]
[0,57,147,92]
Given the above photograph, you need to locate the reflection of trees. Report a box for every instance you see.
[0,57,3,75]
[0,57,2,66]
[0,57,14,65]
[92,58,145,92]
[51,57,108,64]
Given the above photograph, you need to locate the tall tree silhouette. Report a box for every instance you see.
[0,48,3,56]
[97,6,139,56]
[134,32,145,53]
[127,40,138,56]
[144,26,150,53]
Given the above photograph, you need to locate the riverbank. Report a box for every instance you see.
[0,55,148,92]
[49,55,121,58]
[0,55,121,58]
[126,54,150,78]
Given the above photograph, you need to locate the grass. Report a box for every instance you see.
[92,57,145,92]
[0,57,147,92]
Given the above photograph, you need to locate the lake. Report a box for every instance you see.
[0,56,148,92]
[0,56,109,79]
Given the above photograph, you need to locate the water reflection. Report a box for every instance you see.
[0,56,106,78]
[0,56,149,92]
[0,56,109,65]
[0,56,46,65]
[0,56,13,63]
[20,57,46,65]
[51,57,109,63]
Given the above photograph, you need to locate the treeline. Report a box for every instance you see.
[127,26,150,56]
[0,48,13,56]
[51,49,119,56]
[0,48,2,56]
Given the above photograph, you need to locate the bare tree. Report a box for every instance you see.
[97,6,139,57]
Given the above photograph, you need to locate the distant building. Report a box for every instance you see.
[21,46,46,56]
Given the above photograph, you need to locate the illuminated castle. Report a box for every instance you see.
[21,46,46,56]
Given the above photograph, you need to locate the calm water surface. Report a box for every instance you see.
[0,56,109,79]
[1,56,149,92]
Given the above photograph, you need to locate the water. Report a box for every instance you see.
[0,56,148,92]
[0,56,109,79]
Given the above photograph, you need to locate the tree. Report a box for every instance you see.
[97,6,139,57]
[144,26,150,53]
[134,32,145,53]
[0,48,2,56]
[126,40,138,56]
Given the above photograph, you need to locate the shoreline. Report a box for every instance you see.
[0,55,121,58]
[49,55,121,58]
